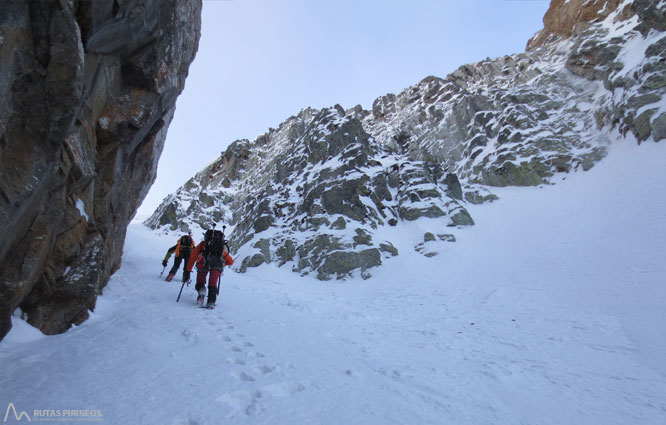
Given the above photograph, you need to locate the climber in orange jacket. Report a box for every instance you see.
[163,232,195,282]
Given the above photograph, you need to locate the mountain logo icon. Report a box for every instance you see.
[3,403,31,422]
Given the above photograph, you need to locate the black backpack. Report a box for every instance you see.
[204,229,225,255]
[180,235,192,247]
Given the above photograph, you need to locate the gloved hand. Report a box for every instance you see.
[183,270,190,282]
[162,260,168,267]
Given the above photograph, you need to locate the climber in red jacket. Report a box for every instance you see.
[183,228,234,309]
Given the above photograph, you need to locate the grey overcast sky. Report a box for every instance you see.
[136,0,550,218]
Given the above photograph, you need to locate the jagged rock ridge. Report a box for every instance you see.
[147,0,665,280]
[0,0,202,340]
[147,105,476,280]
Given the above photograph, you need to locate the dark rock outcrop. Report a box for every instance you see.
[0,0,202,340]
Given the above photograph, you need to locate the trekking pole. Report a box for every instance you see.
[160,265,166,277]
[220,227,230,297]
[176,279,186,302]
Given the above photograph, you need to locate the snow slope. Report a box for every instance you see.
[1,138,665,424]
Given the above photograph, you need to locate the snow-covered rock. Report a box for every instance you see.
[146,0,665,280]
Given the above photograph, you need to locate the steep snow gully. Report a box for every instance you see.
[1,139,666,424]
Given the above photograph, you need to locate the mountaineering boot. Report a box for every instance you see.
[207,285,217,306]
[197,288,206,305]
[205,300,216,309]
[165,274,174,282]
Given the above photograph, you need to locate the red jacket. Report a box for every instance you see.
[185,242,234,272]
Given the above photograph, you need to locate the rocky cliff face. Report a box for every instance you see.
[0,0,202,340]
[146,0,665,281]
[527,0,626,49]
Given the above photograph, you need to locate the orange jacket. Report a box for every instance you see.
[185,242,234,272]
[163,235,195,262]
[175,235,194,257]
